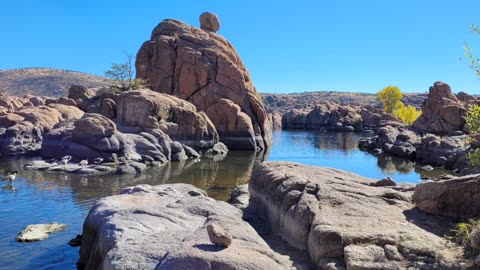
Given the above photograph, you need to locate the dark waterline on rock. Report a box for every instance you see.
[0,130,448,270]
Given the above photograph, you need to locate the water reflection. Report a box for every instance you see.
[312,132,359,152]
[377,154,415,174]
[0,130,452,270]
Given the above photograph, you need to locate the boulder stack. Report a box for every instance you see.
[412,81,471,135]
[136,13,272,150]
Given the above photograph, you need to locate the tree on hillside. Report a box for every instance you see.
[105,54,145,91]
[377,86,403,114]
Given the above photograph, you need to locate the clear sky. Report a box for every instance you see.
[1,0,480,94]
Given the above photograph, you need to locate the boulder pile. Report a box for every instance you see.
[359,82,479,174]
[282,102,402,132]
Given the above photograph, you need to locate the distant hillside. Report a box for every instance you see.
[0,68,433,114]
[261,91,428,114]
[0,68,111,97]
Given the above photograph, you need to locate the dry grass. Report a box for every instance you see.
[0,68,111,97]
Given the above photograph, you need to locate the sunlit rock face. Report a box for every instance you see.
[135,13,272,151]
[0,98,84,156]
[77,184,294,270]
[249,162,469,269]
[412,81,479,136]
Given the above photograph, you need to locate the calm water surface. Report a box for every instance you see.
[0,130,447,270]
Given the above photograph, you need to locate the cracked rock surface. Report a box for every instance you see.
[249,162,470,269]
[77,183,293,270]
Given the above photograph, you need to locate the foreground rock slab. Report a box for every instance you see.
[16,222,67,242]
[78,184,293,270]
[413,173,480,219]
[249,162,469,269]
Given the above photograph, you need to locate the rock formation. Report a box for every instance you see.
[0,100,84,155]
[359,82,479,173]
[16,222,67,242]
[412,81,477,136]
[77,184,293,270]
[0,83,232,175]
[41,112,203,167]
[114,89,218,149]
[136,13,272,150]
[413,173,480,219]
[282,103,402,131]
[248,162,469,269]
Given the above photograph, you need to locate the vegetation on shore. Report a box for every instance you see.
[105,54,145,91]
[464,23,480,168]
[377,86,422,125]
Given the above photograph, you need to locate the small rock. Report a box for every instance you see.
[370,177,396,187]
[420,165,434,171]
[69,234,82,247]
[207,222,232,247]
[16,222,67,242]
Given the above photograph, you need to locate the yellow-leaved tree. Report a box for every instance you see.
[377,86,403,114]
[377,86,422,125]
[395,103,422,125]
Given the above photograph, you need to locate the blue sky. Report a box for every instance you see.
[1,0,480,94]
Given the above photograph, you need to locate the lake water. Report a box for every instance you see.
[0,130,447,270]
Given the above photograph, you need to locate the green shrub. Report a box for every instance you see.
[451,219,480,247]
[466,105,480,167]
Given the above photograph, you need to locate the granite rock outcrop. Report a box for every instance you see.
[136,13,272,150]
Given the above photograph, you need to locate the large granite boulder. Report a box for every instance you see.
[77,184,293,270]
[136,13,272,151]
[42,113,187,165]
[415,134,467,168]
[248,162,468,269]
[359,126,418,159]
[413,174,480,219]
[68,85,99,111]
[42,113,127,161]
[0,104,83,155]
[413,82,468,136]
[115,89,218,149]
